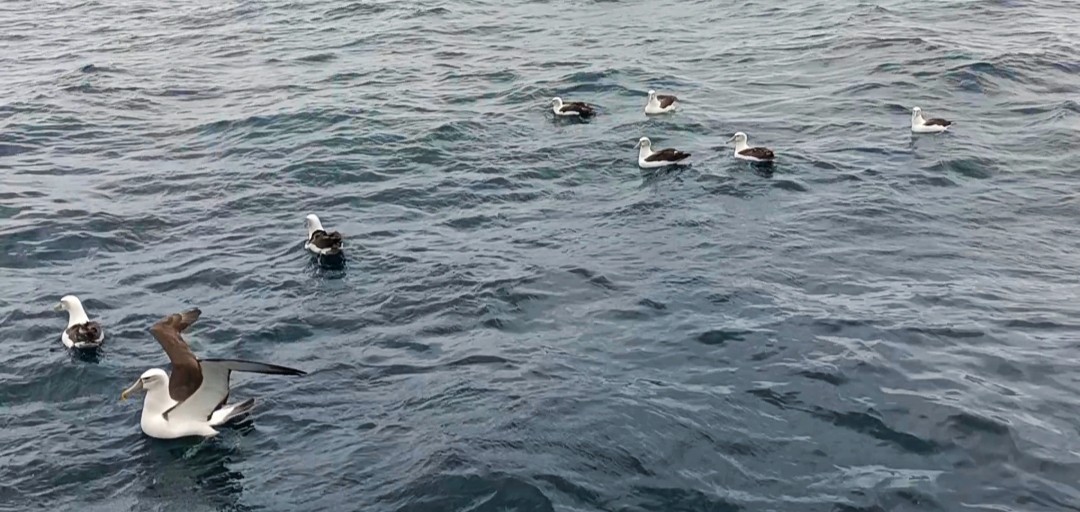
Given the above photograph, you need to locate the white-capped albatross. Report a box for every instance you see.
[644,90,678,115]
[551,97,596,118]
[305,214,344,256]
[54,295,104,349]
[635,136,691,168]
[120,308,306,439]
[728,132,776,162]
[911,106,952,133]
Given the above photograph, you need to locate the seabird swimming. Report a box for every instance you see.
[120,308,306,439]
[304,214,343,256]
[54,295,104,349]
[635,136,691,168]
[551,97,595,118]
[644,90,678,115]
[911,106,952,133]
[727,132,776,162]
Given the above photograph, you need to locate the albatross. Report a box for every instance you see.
[911,106,952,133]
[551,97,595,118]
[635,136,691,168]
[305,214,344,256]
[644,90,678,115]
[727,132,776,162]
[120,308,306,439]
[54,295,104,349]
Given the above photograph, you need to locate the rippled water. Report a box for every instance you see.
[3,0,1080,510]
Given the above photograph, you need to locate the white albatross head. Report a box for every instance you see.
[305,214,324,238]
[634,136,652,150]
[54,295,89,325]
[727,132,750,152]
[912,107,923,119]
[648,89,657,98]
[120,368,170,402]
[550,97,563,108]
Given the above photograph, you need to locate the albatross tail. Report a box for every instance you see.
[209,398,256,426]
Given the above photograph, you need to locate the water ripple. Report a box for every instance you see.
[3,0,1080,510]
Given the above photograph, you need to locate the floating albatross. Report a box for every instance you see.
[551,97,596,118]
[635,136,691,168]
[305,214,344,256]
[120,308,306,439]
[728,132,776,162]
[911,106,952,133]
[644,90,678,115]
[54,295,104,349]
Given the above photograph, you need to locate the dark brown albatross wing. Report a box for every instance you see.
[66,321,104,346]
[309,229,343,251]
[149,308,203,403]
[739,147,775,161]
[656,94,677,109]
[560,102,595,117]
[645,148,691,162]
[924,118,952,127]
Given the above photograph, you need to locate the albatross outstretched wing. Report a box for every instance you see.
[150,308,306,422]
[149,308,203,403]
[164,359,306,422]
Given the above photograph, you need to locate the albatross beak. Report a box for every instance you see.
[120,379,144,401]
[726,136,736,143]
[53,302,63,312]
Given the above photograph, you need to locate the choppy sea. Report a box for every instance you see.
[3,0,1080,510]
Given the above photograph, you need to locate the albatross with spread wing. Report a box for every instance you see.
[120,308,306,439]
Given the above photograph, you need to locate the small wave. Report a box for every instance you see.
[405,7,452,18]
[321,1,395,20]
[60,83,142,95]
[629,485,742,512]
[835,36,939,52]
[925,157,997,180]
[297,52,337,63]
[771,179,809,192]
[0,143,35,157]
[78,63,118,74]
[382,474,554,512]
[565,266,620,291]
[798,368,849,386]
[696,329,752,345]
[812,407,940,454]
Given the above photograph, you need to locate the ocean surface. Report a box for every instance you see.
[2,0,1080,510]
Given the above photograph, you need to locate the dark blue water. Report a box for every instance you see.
[3,0,1080,510]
